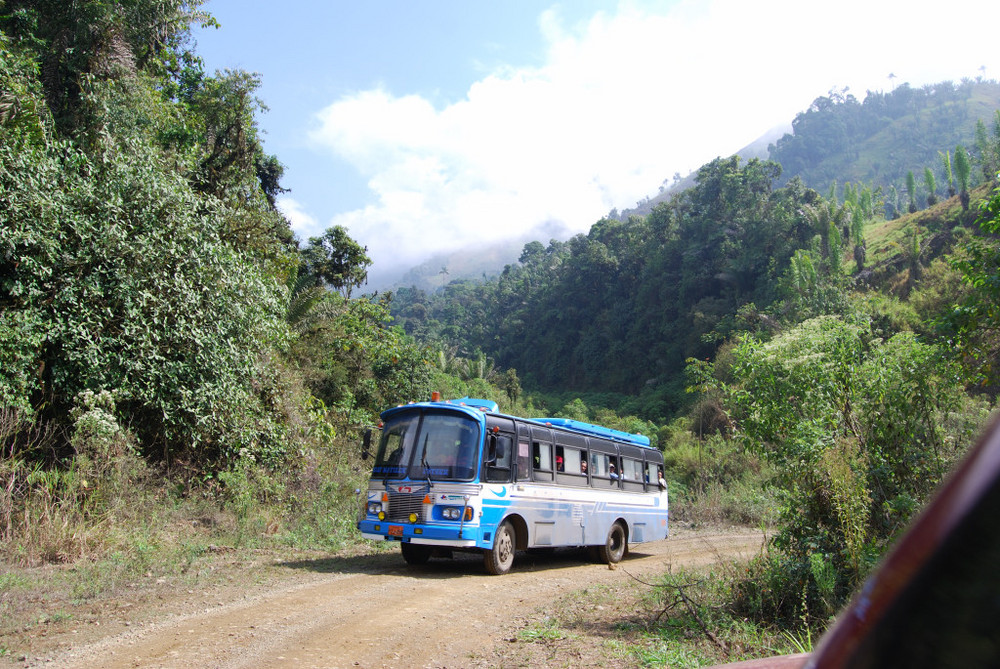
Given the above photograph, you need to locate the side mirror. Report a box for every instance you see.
[361,429,372,460]
[486,434,498,463]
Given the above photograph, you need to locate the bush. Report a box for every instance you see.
[724,315,977,616]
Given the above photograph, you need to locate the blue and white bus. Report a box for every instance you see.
[357,394,669,575]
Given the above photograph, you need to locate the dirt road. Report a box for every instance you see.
[25,529,763,669]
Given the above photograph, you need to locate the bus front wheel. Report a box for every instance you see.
[484,520,515,575]
[401,542,431,565]
[599,522,627,564]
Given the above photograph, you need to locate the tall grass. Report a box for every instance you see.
[0,398,373,576]
[660,426,777,527]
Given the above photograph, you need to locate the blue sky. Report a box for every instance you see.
[193,0,999,288]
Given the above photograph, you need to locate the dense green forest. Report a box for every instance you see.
[4,1,1000,660]
[0,0,458,562]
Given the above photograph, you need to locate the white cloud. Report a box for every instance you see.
[276,197,323,240]
[309,0,1000,284]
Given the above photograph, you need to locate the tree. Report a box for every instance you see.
[301,226,372,298]
[0,0,213,133]
[973,115,1000,181]
[291,294,431,413]
[500,368,521,405]
[950,181,1000,389]
[0,122,290,464]
[940,150,956,198]
[924,167,937,206]
[905,171,918,213]
[955,145,972,211]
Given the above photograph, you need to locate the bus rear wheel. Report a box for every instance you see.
[401,542,431,565]
[483,520,515,575]
[599,522,627,564]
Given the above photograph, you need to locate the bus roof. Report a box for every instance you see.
[380,396,498,422]
[381,396,651,448]
[530,417,652,448]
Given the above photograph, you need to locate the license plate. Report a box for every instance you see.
[388,525,403,537]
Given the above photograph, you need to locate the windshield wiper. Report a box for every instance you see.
[419,433,434,489]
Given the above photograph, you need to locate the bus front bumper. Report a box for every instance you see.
[357,519,481,547]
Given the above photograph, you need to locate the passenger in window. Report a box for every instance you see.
[556,455,564,471]
[608,463,619,480]
[580,459,588,474]
[658,468,667,490]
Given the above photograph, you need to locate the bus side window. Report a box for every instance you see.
[623,458,641,480]
[622,458,644,491]
[562,448,581,474]
[517,441,531,480]
[533,441,552,471]
[590,452,605,477]
[646,462,658,487]
[608,455,621,484]
[533,440,554,482]
[591,452,617,482]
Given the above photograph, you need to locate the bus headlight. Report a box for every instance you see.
[367,502,383,515]
[441,507,473,521]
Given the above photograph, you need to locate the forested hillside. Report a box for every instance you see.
[614,80,1000,222]
[392,82,1000,421]
[769,80,1000,200]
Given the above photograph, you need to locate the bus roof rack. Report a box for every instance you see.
[531,417,651,448]
[447,397,499,413]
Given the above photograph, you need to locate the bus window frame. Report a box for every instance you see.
[644,450,665,492]
[531,427,554,483]
[619,444,646,492]
[554,433,589,486]
[589,439,621,488]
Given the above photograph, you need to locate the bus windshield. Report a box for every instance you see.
[372,411,480,482]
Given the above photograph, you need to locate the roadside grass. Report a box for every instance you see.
[0,436,379,658]
[502,563,807,669]
[518,617,576,642]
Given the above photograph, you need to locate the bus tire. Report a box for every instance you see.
[599,522,627,564]
[401,542,431,566]
[483,520,516,575]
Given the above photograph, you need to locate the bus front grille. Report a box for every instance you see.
[387,493,425,522]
